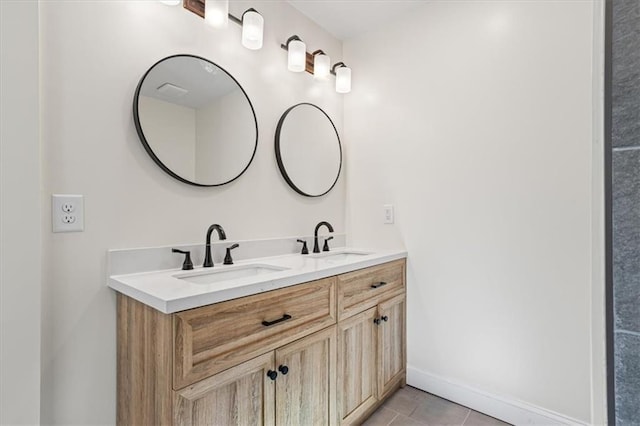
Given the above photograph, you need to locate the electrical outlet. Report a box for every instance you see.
[52,194,84,232]
[383,204,394,224]
[62,214,76,224]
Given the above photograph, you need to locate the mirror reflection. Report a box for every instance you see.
[134,55,258,186]
[275,103,342,197]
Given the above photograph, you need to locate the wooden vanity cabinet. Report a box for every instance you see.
[336,260,407,425]
[117,259,405,426]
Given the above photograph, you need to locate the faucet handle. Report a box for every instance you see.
[322,236,334,252]
[172,248,194,270]
[223,243,239,265]
[296,239,309,255]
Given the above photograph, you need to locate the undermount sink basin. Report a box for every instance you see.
[311,251,372,263]
[175,264,289,285]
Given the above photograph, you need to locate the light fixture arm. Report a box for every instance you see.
[227,7,257,26]
[331,62,347,76]
[242,8,258,19]
[225,7,256,25]
[281,35,303,50]
[228,13,242,25]
[312,49,326,56]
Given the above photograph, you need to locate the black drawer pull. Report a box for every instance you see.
[278,365,289,375]
[262,314,292,327]
[267,370,278,380]
[381,315,389,322]
[373,318,381,325]
[371,281,387,289]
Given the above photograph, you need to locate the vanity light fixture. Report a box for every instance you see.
[285,35,307,72]
[279,36,352,93]
[312,50,330,81]
[332,62,352,94]
[184,1,264,51]
[241,8,264,50]
[205,0,229,28]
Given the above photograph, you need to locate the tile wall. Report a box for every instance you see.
[612,0,640,423]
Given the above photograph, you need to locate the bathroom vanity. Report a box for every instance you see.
[110,248,406,425]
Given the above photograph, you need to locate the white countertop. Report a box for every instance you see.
[108,248,407,313]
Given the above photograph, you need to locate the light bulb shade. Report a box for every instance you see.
[205,0,229,28]
[313,54,331,80]
[335,66,351,93]
[288,39,307,72]
[159,0,181,5]
[242,10,264,50]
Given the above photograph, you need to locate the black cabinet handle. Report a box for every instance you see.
[381,316,389,322]
[267,370,278,380]
[278,365,289,375]
[373,318,381,325]
[262,314,292,327]
[371,281,387,289]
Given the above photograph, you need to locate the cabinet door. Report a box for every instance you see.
[337,307,378,425]
[377,294,406,398]
[275,326,336,426]
[174,352,275,426]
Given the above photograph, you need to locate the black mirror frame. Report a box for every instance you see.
[274,103,342,198]
[133,54,259,187]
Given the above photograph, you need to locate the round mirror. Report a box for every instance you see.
[275,103,342,197]
[133,55,258,186]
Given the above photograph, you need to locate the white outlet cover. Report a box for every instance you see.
[52,194,84,232]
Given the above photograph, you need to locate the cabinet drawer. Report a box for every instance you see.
[337,260,405,320]
[174,277,336,389]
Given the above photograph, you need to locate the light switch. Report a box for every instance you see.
[383,204,394,224]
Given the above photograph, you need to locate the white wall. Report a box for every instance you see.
[0,1,42,424]
[589,2,607,423]
[39,1,344,423]
[344,1,605,424]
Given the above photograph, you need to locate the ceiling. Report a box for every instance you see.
[140,56,239,109]
[286,0,425,41]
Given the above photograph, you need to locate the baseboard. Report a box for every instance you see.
[407,366,589,426]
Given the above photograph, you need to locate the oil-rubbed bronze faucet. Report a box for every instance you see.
[203,224,226,267]
[313,221,334,253]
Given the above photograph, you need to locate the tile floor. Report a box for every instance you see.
[363,386,512,426]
